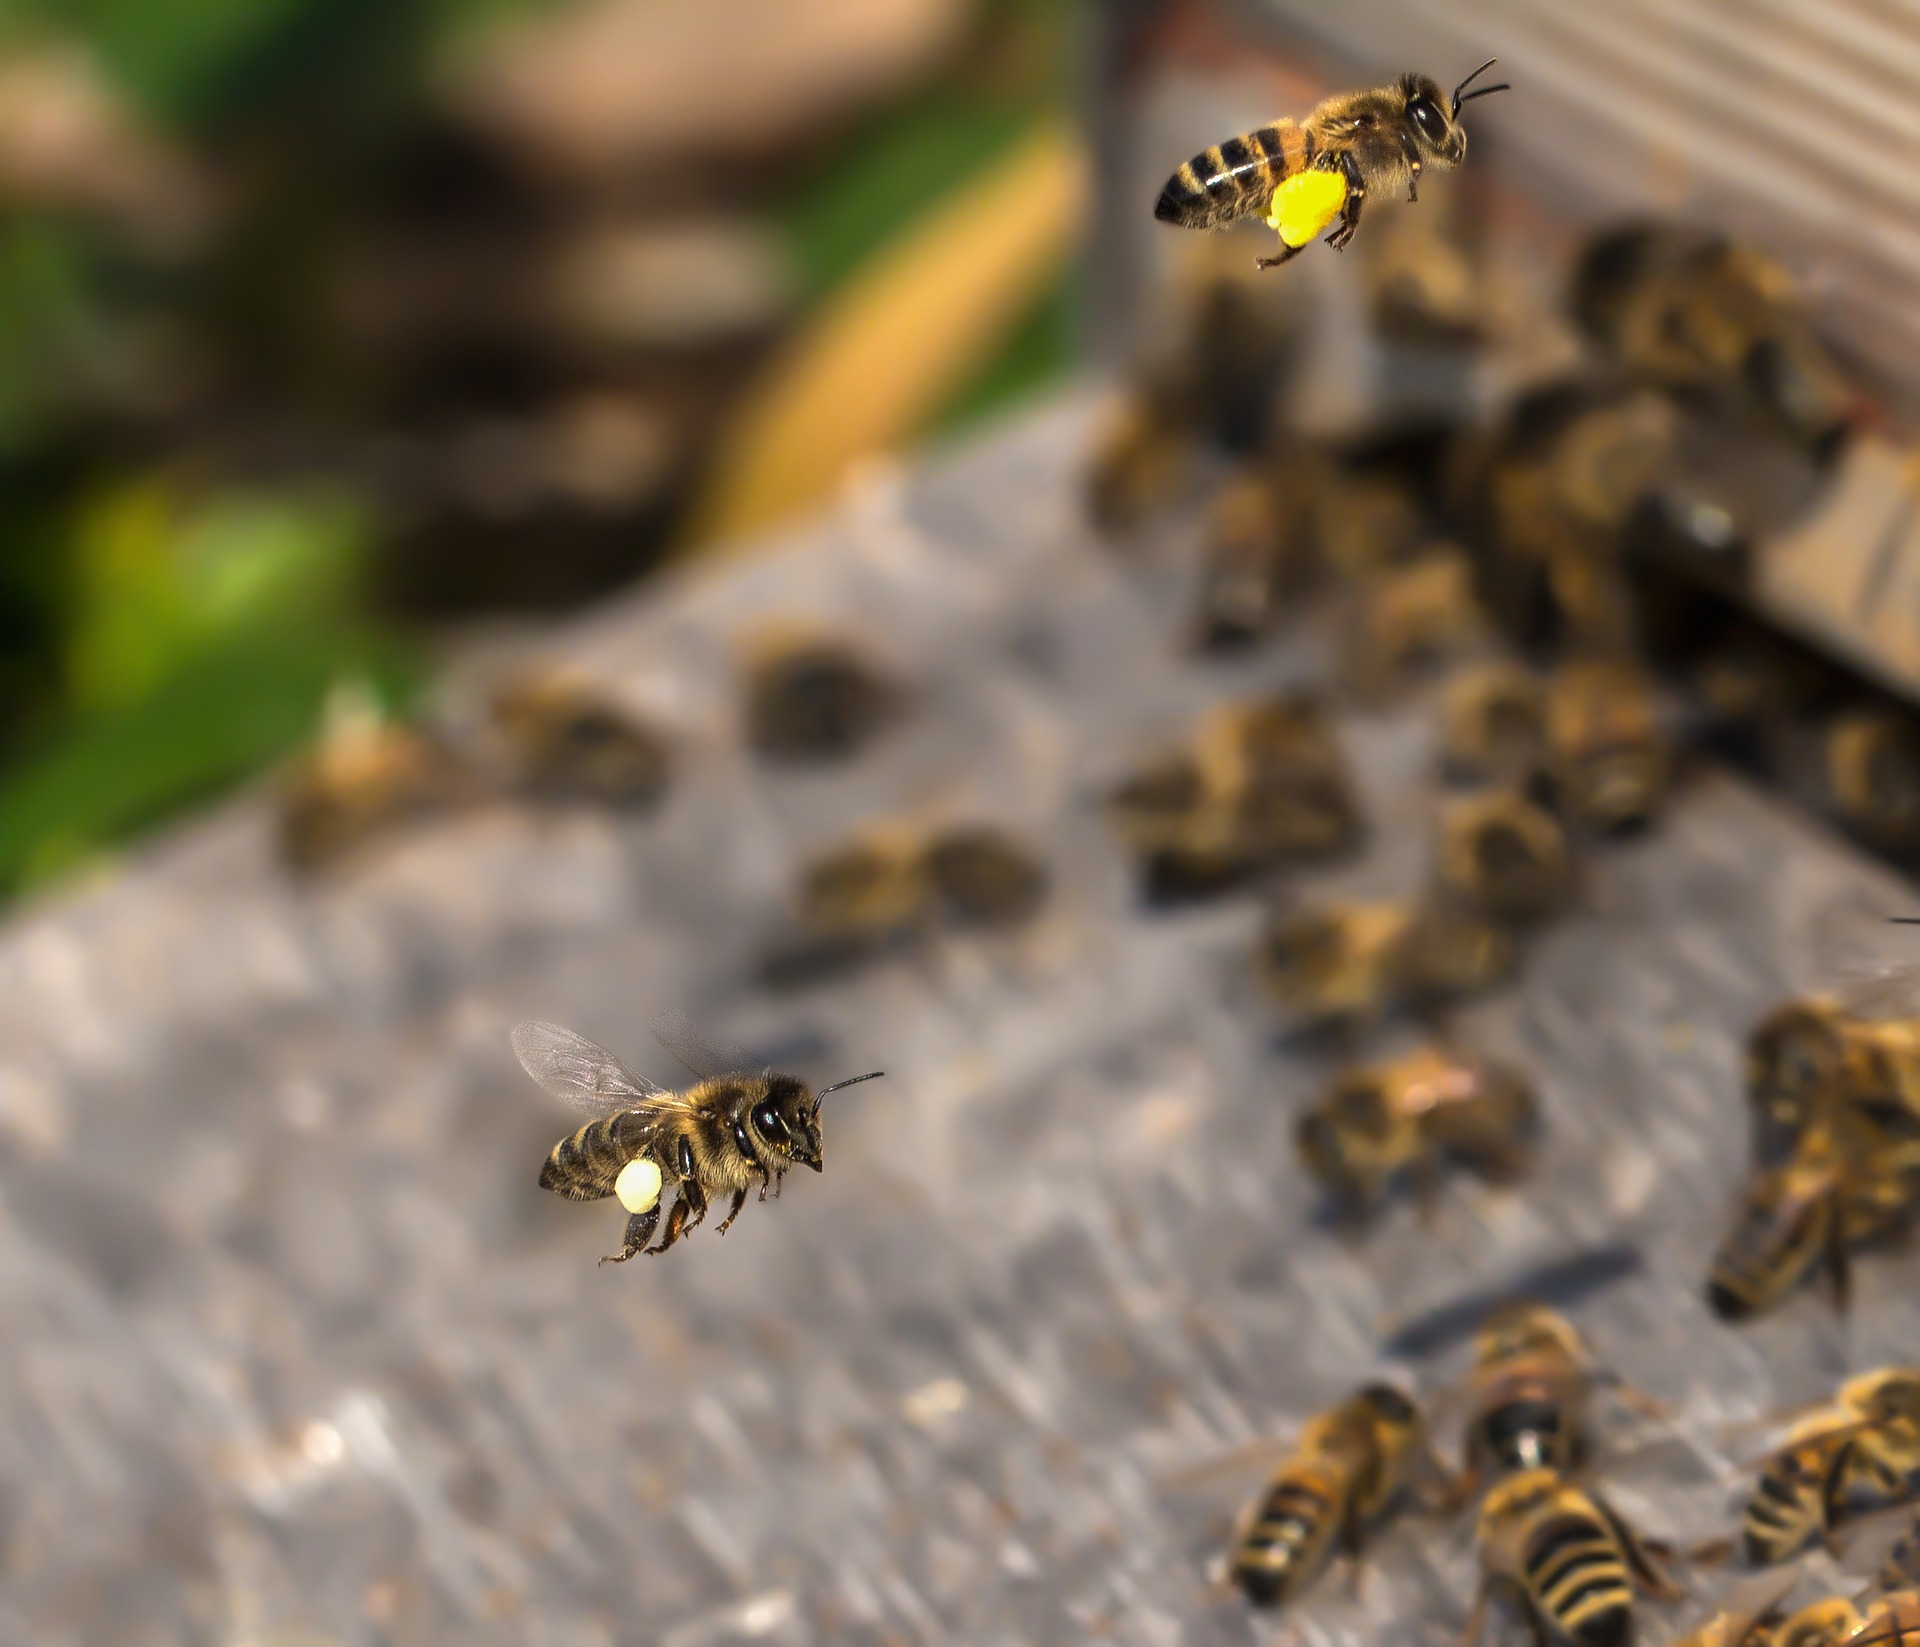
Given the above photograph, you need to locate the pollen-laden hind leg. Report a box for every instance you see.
[600,1206,659,1265]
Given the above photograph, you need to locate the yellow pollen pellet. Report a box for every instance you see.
[615,1157,663,1214]
[1266,171,1348,249]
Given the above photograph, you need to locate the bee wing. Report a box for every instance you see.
[1689,1567,1803,1647]
[1154,1437,1292,1496]
[511,1021,674,1116]
[650,1006,759,1080]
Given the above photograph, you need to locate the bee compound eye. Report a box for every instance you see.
[753,1103,787,1143]
[1412,100,1445,140]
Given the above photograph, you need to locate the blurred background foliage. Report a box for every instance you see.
[0,0,1080,897]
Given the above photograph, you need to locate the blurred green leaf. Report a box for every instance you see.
[0,220,107,452]
[66,479,370,712]
[0,623,421,894]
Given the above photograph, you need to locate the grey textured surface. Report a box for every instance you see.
[1,393,1914,1647]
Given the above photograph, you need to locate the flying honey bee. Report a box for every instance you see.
[1736,1368,1920,1564]
[1296,1044,1537,1218]
[1436,788,1574,927]
[513,1016,882,1263]
[1706,1121,1920,1320]
[488,673,670,809]
[1469,1468,1678,1647]
[1154,62,1510,270]
[1225,1383,1432,1607]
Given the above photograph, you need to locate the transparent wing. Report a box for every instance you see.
[1807,893,1920,1021]
[650,1007,759,1080]
[511,1021,673,1116]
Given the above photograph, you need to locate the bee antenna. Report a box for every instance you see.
[1891,917,1920,925]
[816,1071,885,1100]
[1451,57,1507,116]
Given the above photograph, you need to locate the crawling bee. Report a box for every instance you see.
[1259,898,1512,1026]
[1436,788,1574,927]
[1821,710,1920,859]
[1853,1591,1920,1647]
[741,631,901,763]
[278,683,480,873]
[514,1016,882,1262]
[1441,661,1546,786]
[1542,659,1670,834]
[1707,1123,1920,1321]
[1296,1044,1537,1218]
[1770,1599,1868,1647]
[1665,1574,1808,1647]
[1108,694,1362,899]
[1191,468,1314,649]
[1346,547,1489,697]
[793,831,926,949]
[488,673,669,808]
[1738,1368,1920,1564]
[1457,1307,1596,1492]
[1227,1383,1431,1606]
[920,825,1049,929]
[1086,384,1198,534]
[1469,1468,1677,1647]
[1154,61,1509,269]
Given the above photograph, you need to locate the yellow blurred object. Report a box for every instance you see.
[690,123,1087,548]
[1266,171,1347,250]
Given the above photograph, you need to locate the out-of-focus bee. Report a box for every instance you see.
[1364,204,1489,347]
[1572,224,1854,457]
[1440,662,1546,786]
[1345,547,1489,697]
[1706,1123,1920,1321]
[1259,898,1513,1026]
[1469,1468,1677,1647]
[1769,1599,1867,1647]
[1737,1368,1920,1564]
[1542,659,1670,834]
[741,631,901,763]
[1665,1574,1807,1647]
[1820,711,1920,859]
[776,819,1051,979]
[919,824,1050,929]
[1226,1382,1432,1607]
[488,673,669,808]
[1310,470,1427,579]
[277,683,480,873]
[1874,1508,1920,1597]
[1847,1593,1920,1647]
[1109,695,1363,899]
[1086,384,1198,534]
[1296,1045,1537,1217]
[1191,468,1315,650]
[1743,998,1920,1170]
[513,1015,882,1263]
[1152,61,1509,270]
[1436,788,1574,926]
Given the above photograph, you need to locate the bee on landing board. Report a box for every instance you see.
[513,1015,882,1263]
[1153,61,1510,270]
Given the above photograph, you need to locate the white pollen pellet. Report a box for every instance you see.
[614,1158,663,1215]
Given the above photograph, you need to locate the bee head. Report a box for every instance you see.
[753,1068,884,1172]
[1402,61,1508,167]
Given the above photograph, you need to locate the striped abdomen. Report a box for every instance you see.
[1524,1510,1634,1647]
[540,1109,656,1201]
[1230,1459,1345,1607]
[1155,121,1314,230]
[1741,1439,1835,1565]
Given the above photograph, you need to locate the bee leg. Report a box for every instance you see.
[679,1179,710,1235]
[645,1191,694,1255]
[1824,1193,1854,1312]
[755,1165,774,1202]
[1327,155,1367,250]
[599,1206,659,1266]
[1255,241,1308,272]
[715,1187,749,1235]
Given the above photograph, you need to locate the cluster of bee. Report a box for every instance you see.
[1214,1305,1682,1645]
[1216,1307,1920,1647]
[1710,992,1920,1319]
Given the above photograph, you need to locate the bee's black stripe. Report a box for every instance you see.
[1248,123,1285,164]
[1217,134,1256,177]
